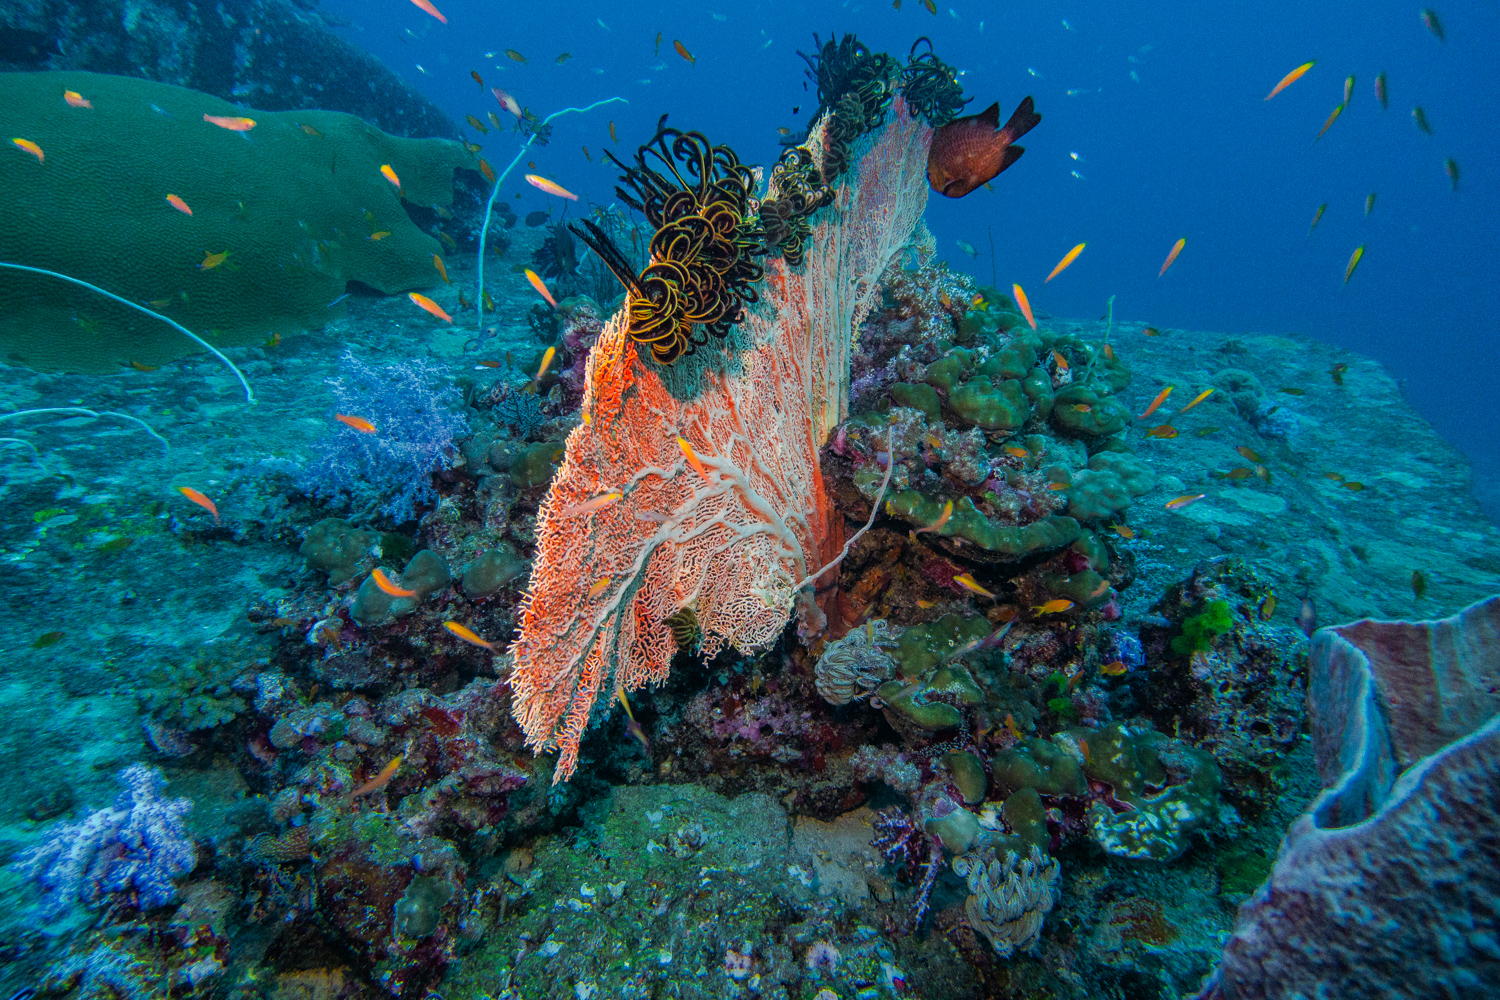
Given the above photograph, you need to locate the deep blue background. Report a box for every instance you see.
[324,0,1500,512]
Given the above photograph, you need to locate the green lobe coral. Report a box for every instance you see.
[0,71,472,371]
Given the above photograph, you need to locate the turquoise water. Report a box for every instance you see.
[1,4,1496,999]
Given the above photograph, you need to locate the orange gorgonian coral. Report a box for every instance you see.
[508,98,933,781]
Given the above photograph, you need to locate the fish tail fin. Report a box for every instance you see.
[998,96,1041,143]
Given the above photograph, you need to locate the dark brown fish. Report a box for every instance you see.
[927,96,1041,199]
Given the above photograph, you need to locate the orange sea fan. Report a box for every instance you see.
[508,99,934,782]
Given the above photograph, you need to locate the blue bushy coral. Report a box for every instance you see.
[12,765,195,916]
[300,350,470,522]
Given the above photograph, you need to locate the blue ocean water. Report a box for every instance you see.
[3,3,1499,998]
[328,0,1500,510]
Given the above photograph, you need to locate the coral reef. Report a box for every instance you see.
[509,95,934,781]
[13,764,195,916]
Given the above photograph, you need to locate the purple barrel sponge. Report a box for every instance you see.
[1194,594,1500,999]
[13,764,196,916]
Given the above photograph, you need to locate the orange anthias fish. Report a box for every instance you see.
[525,268,558,307]
[11,138,43,163]
[1265,61,1315,100]
[678,436,712,482]
[505,49,526,63]
[1033,599,1074,615]
[166,194,193,216]
[561,492,622,517]
[336,414,377,433]
[1012,283,1037,330]
[953,573,996,600]
[534,345,556,382]
[380,164,401,190]
[1146,424,1179,439]
[525,174,579,200]
[1374,72,1388,109]
[199,250,229,269]
[1343,244,1365,284]
[352,756,403,797]
[913,499,954,536]
[588,577,613,598]
[673,39,695,65]
[1421,8,1443,41]
[409,0,447,23]
[1110,524,1135,539]
[1045,243,1085,282]
[408,292,453,322]
[1165,493,1206,510]
[609,121,618,144]
[203,114,256,131]
[1100,660,1128,677]
[927,96,1040,198]
[1177,387,1215,413]
[1139,385,1173,419]
[478,159,497,184]
[178,486,220,523]
[64,90,92,109]
[371,568,417,597]
[1314,103,1345,143]
[444,621,496,650]
[368,231,391,241]
[433,254,450,284]
[1159,237,1186,276]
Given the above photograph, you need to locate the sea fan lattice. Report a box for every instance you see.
[509,98,934,781]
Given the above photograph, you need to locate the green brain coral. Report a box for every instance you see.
[0,71,473,371]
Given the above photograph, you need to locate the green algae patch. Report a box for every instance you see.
[0,71,473,371]
[1172,599,1236,657]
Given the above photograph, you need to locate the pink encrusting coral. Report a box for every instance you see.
[509,99,934,781]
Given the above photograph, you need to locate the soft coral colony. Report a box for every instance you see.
[510,35,947,781]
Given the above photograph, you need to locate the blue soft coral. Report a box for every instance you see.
[13,765,195,916]
[299,350,470,522]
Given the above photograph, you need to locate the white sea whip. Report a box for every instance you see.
[472,96,627,330]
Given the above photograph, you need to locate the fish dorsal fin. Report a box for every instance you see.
[978,102,1001,127]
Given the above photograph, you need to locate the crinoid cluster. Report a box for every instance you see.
[900,37,969,126]
[814,619,900,705]
[762,34,961,266]
[517,109,552,145]
[759,146,834,266]
[531,223,579,281]
[800,33,899,126]
[572,117,763,365]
